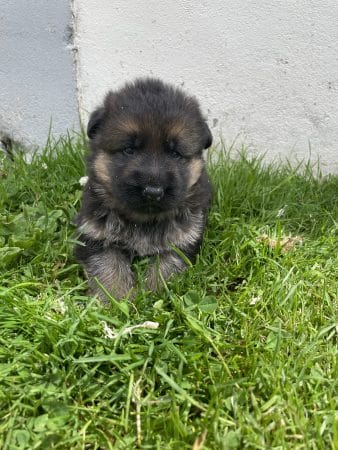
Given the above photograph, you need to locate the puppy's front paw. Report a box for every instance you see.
[145,252,186,291]
[88,278,135,304]
[85,249,134,302]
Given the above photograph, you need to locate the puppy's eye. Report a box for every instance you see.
[123,147,135,156]
[166,139,182,159]
[171,150,182,159]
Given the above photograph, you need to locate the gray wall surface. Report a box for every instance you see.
[0,0,78,149]
[74,0,338,173]
[1,1,338,173]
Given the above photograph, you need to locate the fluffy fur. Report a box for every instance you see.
[74,78,212,300]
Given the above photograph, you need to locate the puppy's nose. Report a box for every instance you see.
[142,186,164,201]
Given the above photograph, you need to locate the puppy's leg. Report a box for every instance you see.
[145,251,186,291]
[85,248,134,301]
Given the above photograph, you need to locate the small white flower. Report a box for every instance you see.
[250,295,261,306]
[79,176,89,186]
[56,299,66,315]
[51,298,67,315]
[101,320,160,340]
[140,321,160,330]
[102,321,116,339]
[276,205,287,218]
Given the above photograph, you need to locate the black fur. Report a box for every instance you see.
[74,78,212,300]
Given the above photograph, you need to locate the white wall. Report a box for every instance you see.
[0,0,78,148]
[73,1,338,173]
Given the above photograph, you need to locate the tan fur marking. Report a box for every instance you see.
[118,118,139,134]
[188,158,203,188]
[169,121,187,138]
[94,152,111,185]
[79,220,106,240]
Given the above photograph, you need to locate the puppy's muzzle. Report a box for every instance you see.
[142,186,164,202]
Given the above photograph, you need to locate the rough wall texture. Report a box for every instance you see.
[74,0,338,172]
[0,0,78,148]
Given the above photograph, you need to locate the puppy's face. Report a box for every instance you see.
[87,78,212,218]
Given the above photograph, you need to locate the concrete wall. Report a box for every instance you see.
[0,0,78,148]
[1,1,337,172]
[74,0,338,172]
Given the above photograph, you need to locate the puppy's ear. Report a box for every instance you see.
[87,107,106,139]
[202,122,213,149]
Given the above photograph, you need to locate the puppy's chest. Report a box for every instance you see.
[79,211,204,256]
[114,213,204,256]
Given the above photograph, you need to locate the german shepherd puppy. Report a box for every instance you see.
[74,78,212,300]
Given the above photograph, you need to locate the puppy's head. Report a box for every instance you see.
[87,78,212,219]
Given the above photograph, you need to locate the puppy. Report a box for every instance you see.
[74,78,212,300]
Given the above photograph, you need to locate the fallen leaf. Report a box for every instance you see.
[192,430,207,450]
[257,234,303,253]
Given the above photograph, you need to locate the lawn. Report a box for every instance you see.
[0,135,337,449]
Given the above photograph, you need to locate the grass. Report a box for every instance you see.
[0,135,337,449]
